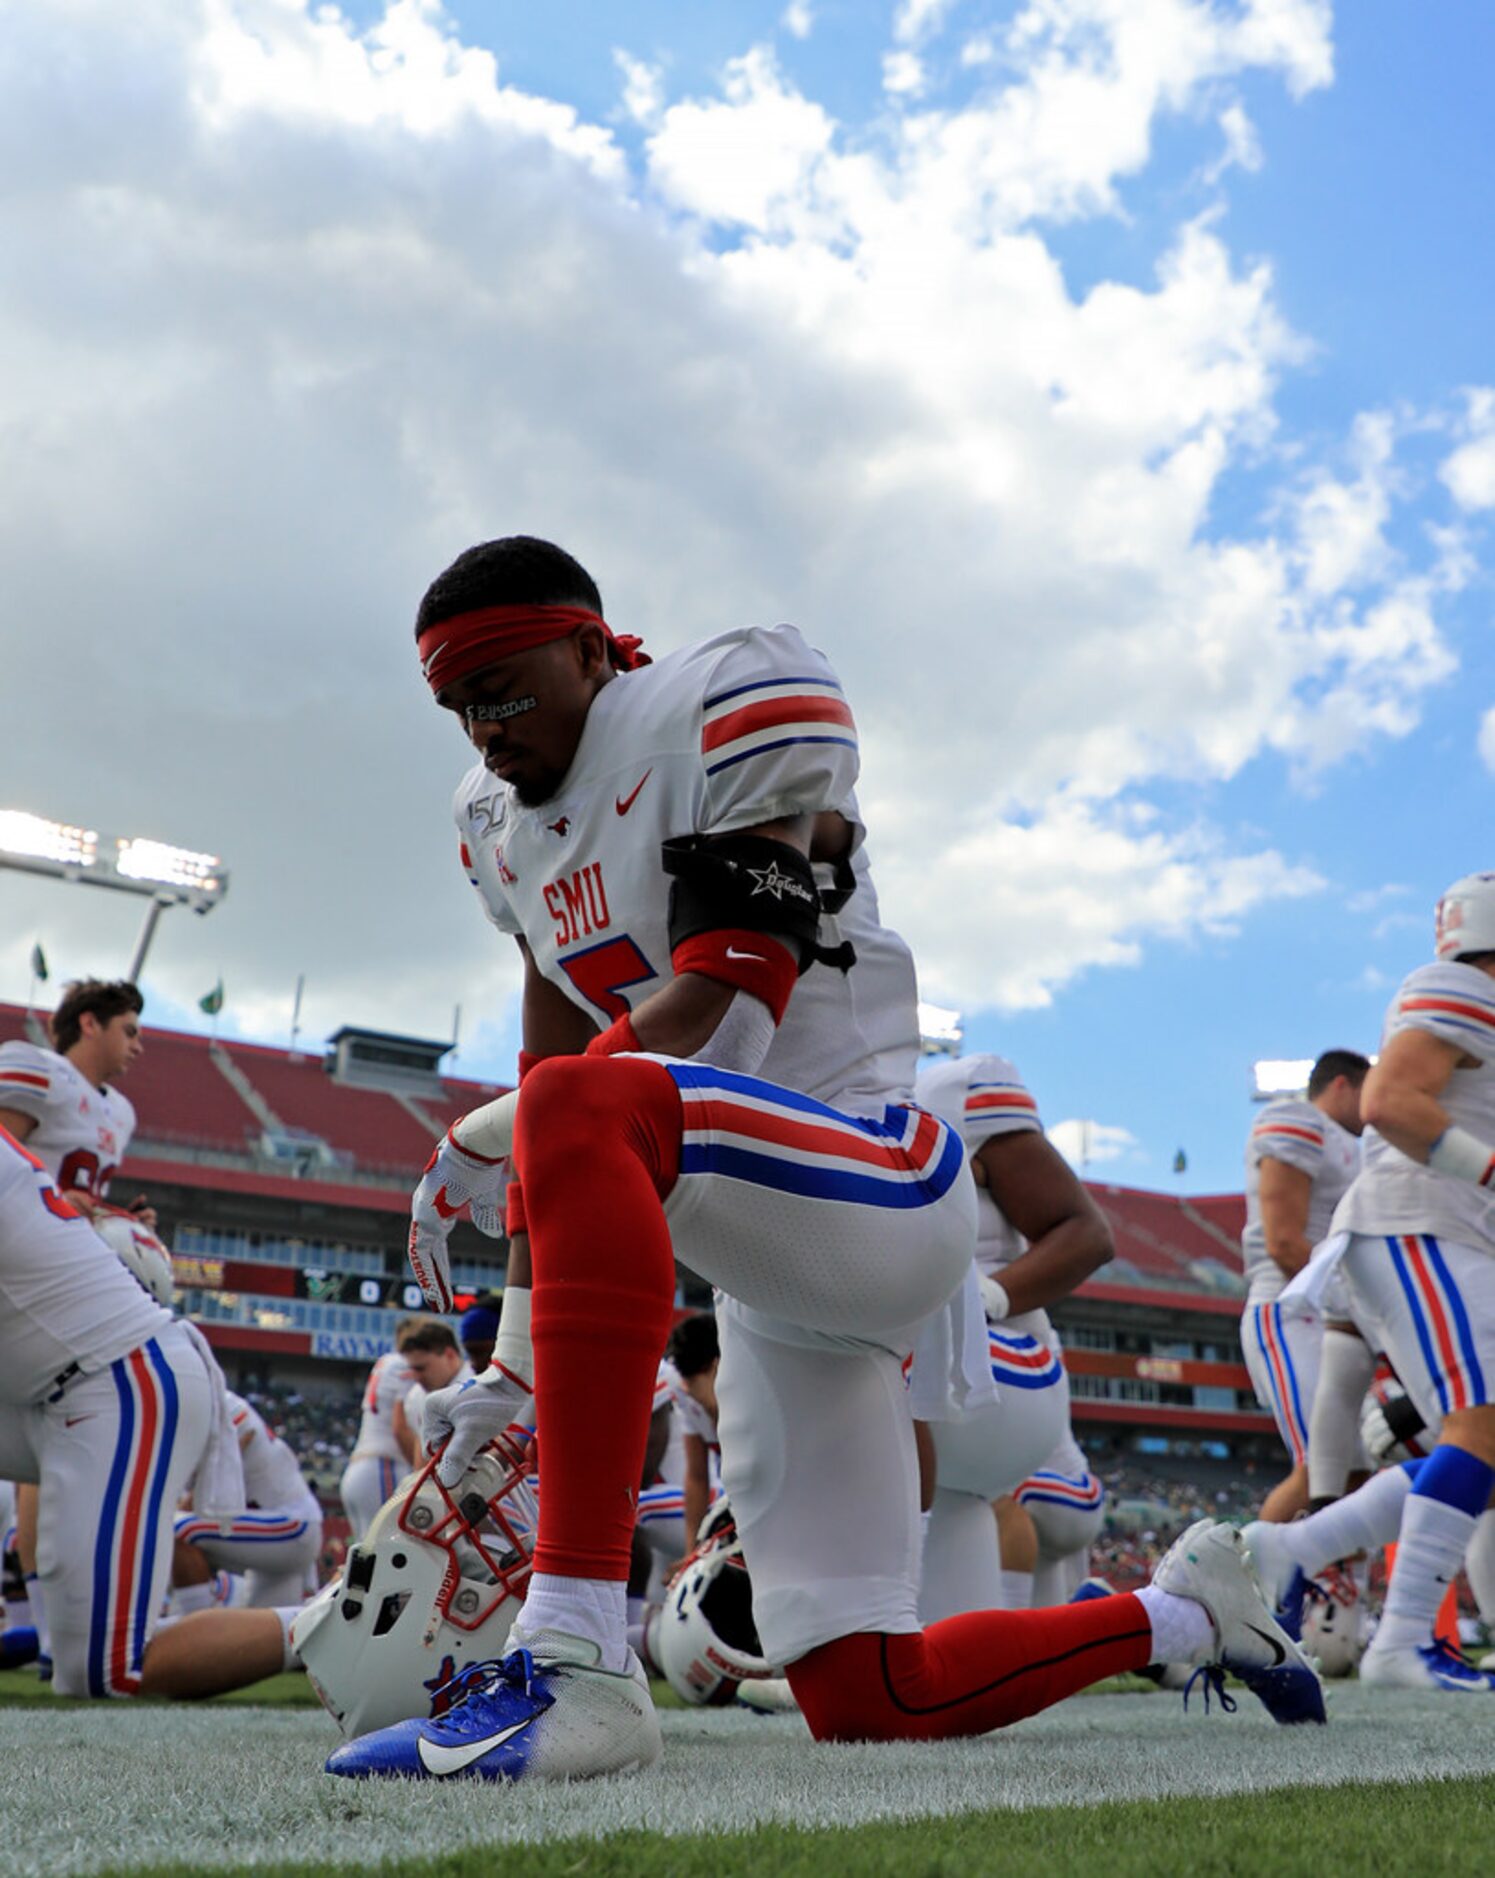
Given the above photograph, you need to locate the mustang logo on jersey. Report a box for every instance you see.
[544,864,611,948]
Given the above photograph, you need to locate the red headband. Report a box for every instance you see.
[417,604,650,695]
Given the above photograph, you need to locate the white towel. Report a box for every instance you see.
[1278,1231,1351,1319]
[906,1263,998,1423]
[181,1320,247,1521]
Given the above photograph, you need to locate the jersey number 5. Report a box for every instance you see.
[557,934,659,1023]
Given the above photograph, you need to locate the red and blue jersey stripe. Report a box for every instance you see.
[1015,1468,1104,1512]
[1386,1233,1488,1416]
[175,1509,314,1547]
[986,1329,1065,1391]
[90,1338,179,1697]
[700,674,857,777]
[669,1064,964,1208]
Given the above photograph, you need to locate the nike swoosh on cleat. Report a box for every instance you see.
[417,1717,533,1776]
[615,770,653,815]
[1244,1623,1287,1666]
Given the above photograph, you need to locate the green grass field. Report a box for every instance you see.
[6,1671,1495,1878]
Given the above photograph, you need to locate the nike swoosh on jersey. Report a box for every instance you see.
[64,1415,97,1428]
[615,770,653,815]
[416,1715,533,1776]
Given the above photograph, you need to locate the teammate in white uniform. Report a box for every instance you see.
[0,979,152,1671]
[339,1335,417,1540]
[0,979,146,1216]
[913,1054,1112,1621]
[173,1392,324,1607]
[0,1124,296,1697]
[1240,1051,1368,1521]
[328,535,1322,1782]
[396,1321,471,1466]
[1323,876,1495,1691]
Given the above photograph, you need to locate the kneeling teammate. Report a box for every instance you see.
[912,1051,1112,1622]
[173,1391,324,1609]
[329,536,1322,1783]
[0,1125,298,1697]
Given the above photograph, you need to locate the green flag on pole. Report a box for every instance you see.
[29,943,48,983]
[1173,1148,1188,1175]
[199,980,224,1016]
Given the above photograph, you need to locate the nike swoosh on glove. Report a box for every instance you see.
[423,1366,533,1487]
[409,1128,509,1310]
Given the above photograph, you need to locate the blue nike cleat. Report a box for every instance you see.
[1360,1636,1495,1692]
[326,1630,662,1783]
[1153,1519,1327,1725]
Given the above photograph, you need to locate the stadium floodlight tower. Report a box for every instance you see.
[0,809,229,981]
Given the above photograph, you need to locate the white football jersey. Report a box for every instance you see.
[349,1350,416,1464]
[0,1128,171,1405]
[653,1357,685,1486]
[0,1041,136,1197]
[226,1390,318,1514]
[454,624,919,1117]
[1241,1098,1361,1303]
[1333,961,1495,1250]
[915,1054,1043,1276]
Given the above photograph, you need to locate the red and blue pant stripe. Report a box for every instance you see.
[1250,1301,1309,1467]
[1386,1233,1488,1416]
[90,1338,179,1697]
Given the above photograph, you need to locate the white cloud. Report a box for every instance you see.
[882,50,927,96]
[1440,387,1495,512]
[1204,101,1263,181]
[1048,1118,1139,1167]
[615,51,665,128]
[1480,707,1495,776]
[781,1,814,41]
[0,0,1473,1039]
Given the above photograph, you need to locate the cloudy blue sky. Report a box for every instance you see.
[1,0,1491,1193]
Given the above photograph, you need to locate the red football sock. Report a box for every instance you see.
[515,1054,682,1581]
[785,1595,1153,1742]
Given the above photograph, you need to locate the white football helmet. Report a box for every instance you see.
[293,1434,536,1738]
[1300,1566,1365,1678]
[93,1207,175,1307]
[644,1503,774,1707]
[1435,873,1495,961]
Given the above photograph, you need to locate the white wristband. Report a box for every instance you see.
[493,1284,534,1386]
[1427,1125,1495,1189]
[979,1273,1012,1321]
[454,1089,520,1162]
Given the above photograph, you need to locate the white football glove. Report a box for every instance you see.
[422,1363,533,1487]
[407,1127,509,1312]
[979,1272,1012,1322]
[1360,1377,1430,1467]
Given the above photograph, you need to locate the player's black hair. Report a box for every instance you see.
[1307,1049,1372,1099]
[415,536,603,636]
[50,979,144,1055]
[396,1317,459,1355]
[666,1310,719,1380]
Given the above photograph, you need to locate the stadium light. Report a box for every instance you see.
[919,1003,963,1057]
[1251,1059,1313,1100]
[0,807,229,979]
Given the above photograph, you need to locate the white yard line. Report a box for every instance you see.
[5,1685,1494,1877]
